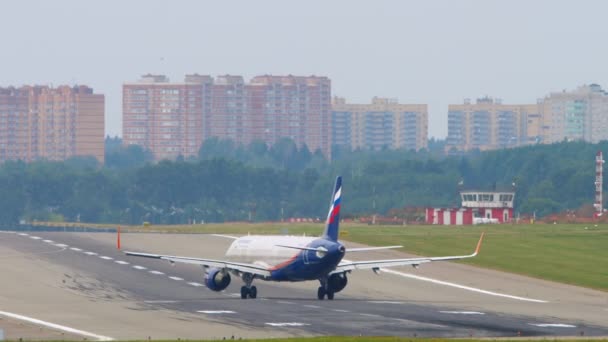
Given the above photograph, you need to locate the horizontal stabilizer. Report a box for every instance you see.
[275,244,319,252]
[348,246,402,252]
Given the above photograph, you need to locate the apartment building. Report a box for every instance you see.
[331,97,428,151]
[123,74,332,161]
[539,84,608,144]
[445,97,538,153]
[0,85,104,163]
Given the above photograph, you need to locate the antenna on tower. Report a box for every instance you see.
[594,151,604,218]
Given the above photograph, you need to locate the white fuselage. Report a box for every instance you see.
[225,235,316,267]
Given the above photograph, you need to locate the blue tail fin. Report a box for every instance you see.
[322,176,342,242]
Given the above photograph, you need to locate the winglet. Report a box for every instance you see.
[473,232,484,256]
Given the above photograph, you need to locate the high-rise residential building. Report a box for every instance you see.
[0,85,104,163]
[247,75,332,157]
[331,97,428,151]
[123,74,332,161]
[539,84,608,144]
[445,97,538,153]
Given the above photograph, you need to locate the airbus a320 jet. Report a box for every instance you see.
[125,176,484,300]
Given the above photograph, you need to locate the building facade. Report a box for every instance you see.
[123,74,331,161]
[539,84,608,144]
[331,97,428,151]
[445,97,539,153]
[0,85,104,163]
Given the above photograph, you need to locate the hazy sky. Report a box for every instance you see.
[2,0,608,138]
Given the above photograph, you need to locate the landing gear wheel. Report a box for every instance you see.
[240,286,249,299]
[327,291,335,300]
[317,286,326,300]
[249,286,257,299]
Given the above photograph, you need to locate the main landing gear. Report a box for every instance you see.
[240,273,257,299]
[317,277,335,300]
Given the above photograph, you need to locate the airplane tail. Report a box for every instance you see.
[322,176,342,242]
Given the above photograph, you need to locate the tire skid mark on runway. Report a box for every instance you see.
[381,268,549,303]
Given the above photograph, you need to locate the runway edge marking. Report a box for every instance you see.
[0,310,114,341]
[381,268,548,303]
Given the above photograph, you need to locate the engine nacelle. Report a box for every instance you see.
[328,273,348,293]
[205,268,231,291]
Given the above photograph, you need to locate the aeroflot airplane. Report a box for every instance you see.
[125,176,484,300]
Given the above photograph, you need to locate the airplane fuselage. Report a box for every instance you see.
[226,235,345,281]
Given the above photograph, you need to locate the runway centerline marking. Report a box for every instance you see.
[132,265,147,270]
[149,270,165,275]
[360,313,382,318]
[144,300,179,304]
[265,322,310,327]
[84,251,97,256]
[440,310,485,315]
[168,276,183,281]
[188,282,203,287]
[99,256,113,260]
[368,301,404,304]
[18,233,29,236]
[55,244,69,248]
[0,310,113,341]
[70,247,82,252]
[114,260,129,265]
[381,268,548,303]
[43,240,54,243]
[197,310,236,314]
[332,309,350,313]
[529,323,576,328]
[303,305,321,309]
[30,236,42,240]
[276,300,296,305]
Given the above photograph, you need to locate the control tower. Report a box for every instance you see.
[426,190,515,225]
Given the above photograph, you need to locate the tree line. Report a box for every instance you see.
[0,137,604,225]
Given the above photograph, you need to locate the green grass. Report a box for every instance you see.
[122,222,608,291]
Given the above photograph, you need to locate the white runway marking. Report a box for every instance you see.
[529,323,576,328]
[168,276,183,281]
[303,305,320,309]
[276,300,296,305]
[265,322,310,327]
[84,251,97,256]
[332,309,350,313]
[197,310,236,314]
[30,236,42,239]
[368,301,404,304]
[360,313,382,318]
[381,268,548,303]
[99,256,113,260]
[0,310,113,341]
[18,233,28,236]
[43,240,54,243]
[149,270,165,275]
[114,260,129,265]
[132,265,147,270]
[55,244,68,248]
[188,282,203,287]
[227,293,241,297]
[70,247,82,252]
[440,310,485,315]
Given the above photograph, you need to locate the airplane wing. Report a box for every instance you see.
[331,232,484,274]
[124,251,271,277]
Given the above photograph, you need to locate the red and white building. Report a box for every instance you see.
[426,190,515,225]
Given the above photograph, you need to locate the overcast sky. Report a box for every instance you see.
[2,0,607,138]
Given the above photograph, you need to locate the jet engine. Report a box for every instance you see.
[205,268,231,291]
[327,273,348,293]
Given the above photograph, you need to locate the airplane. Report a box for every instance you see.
[124,176,484,300]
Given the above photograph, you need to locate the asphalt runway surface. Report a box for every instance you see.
[1,230,607,340]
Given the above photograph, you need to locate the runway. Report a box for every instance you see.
[1,230,607,340]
